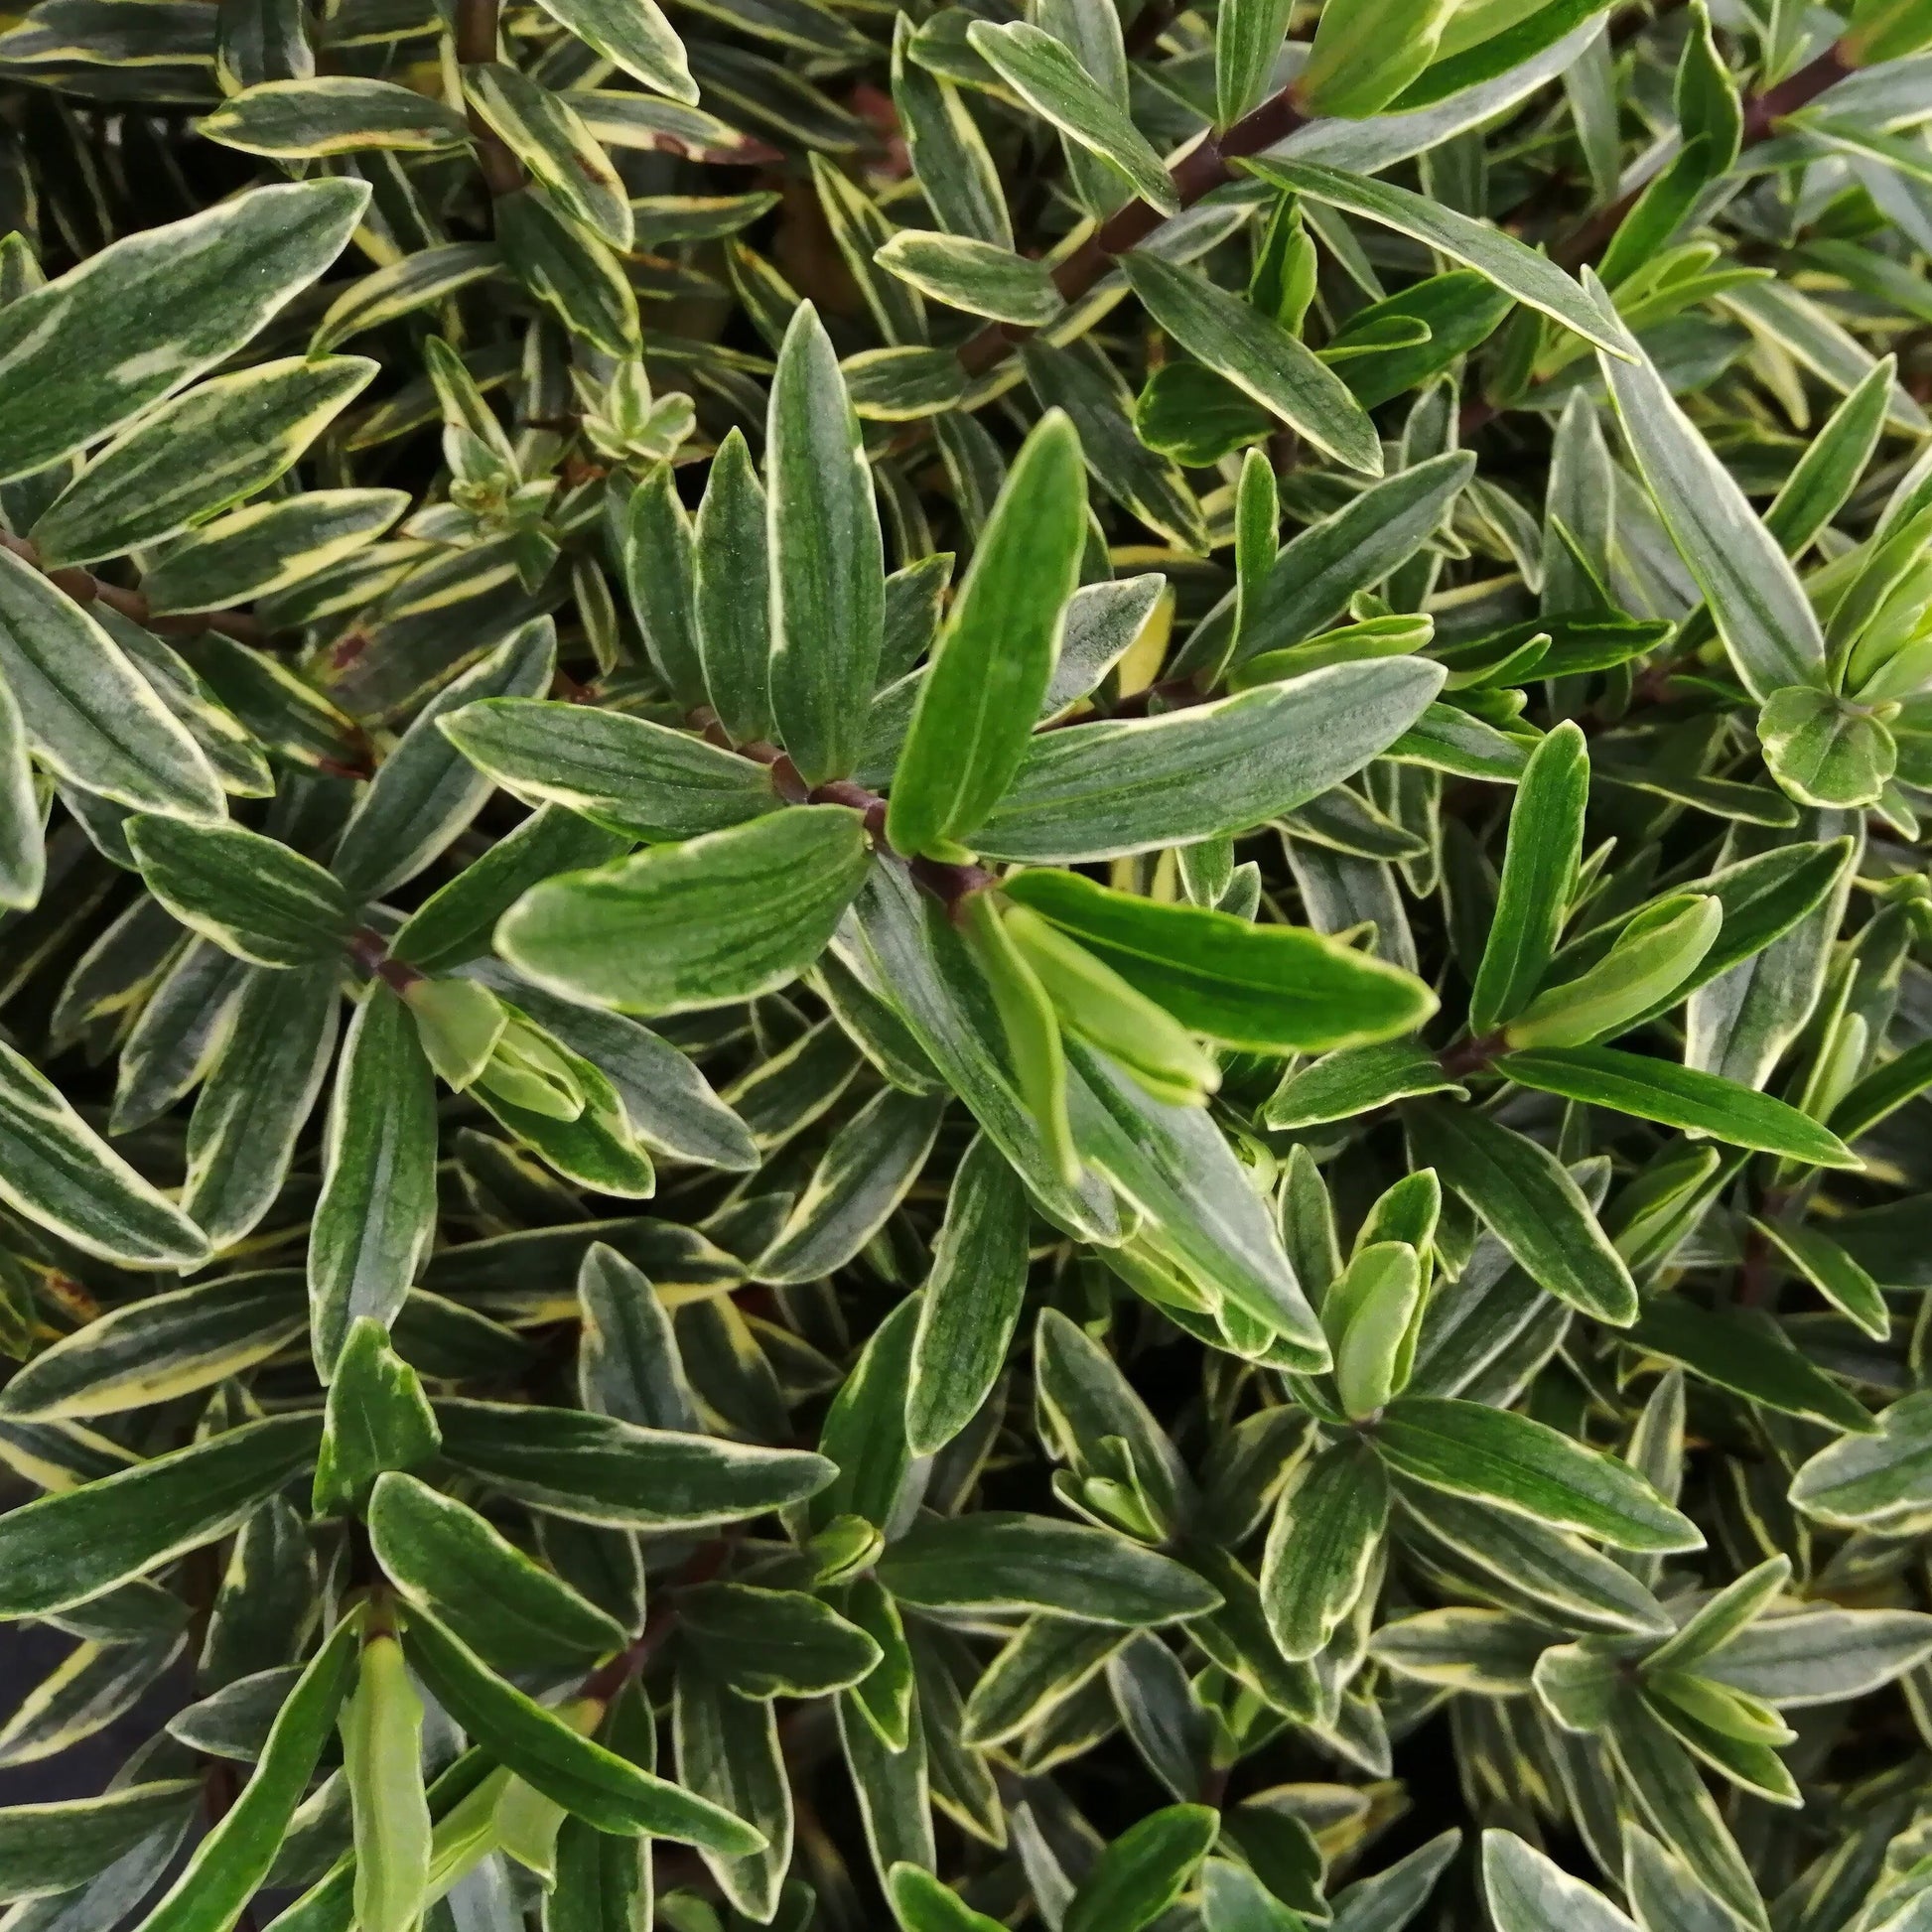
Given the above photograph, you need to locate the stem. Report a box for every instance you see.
[953,85,1311,382]
[1553,39,1854,273]
[455,0,523,198]
[689,709,1001,915]
[1460,38,1857,435]
[0,531,262,643]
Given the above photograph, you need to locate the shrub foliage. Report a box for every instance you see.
[0,0,1931,1927]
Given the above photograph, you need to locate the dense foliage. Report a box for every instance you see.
[1,0,1931,1925]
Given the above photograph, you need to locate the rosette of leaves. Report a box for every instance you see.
[6,0,1932,1924]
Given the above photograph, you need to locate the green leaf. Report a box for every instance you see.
[182,963,340,1251]
[197,76,472,156]
[1750,1217,1888,1338]
[1470,720,1588,1034]
[0,1268,306,1420]
[1240,160,1628,355]
[402,1607,761,1852]
[141,488,408,617]
[390,805,628,974]
[1066,1038,1327,1363]
[0,1036,211,1269]
[975,658,1445,863]
[498,807,872,1015]
[0,1780,200,1904]
[136,1614,359,1932]
[848,861,1118,1241]
[875,231,1062,327]
[1504,895,1721,1049]
[1789,1389,1932,1528]
[465,65,632,249]
[1405,1100,1636,1323]
[1063,1807,1219,1932]
[887,409,1086,857]
[308,983,439,1378]
[311,1319,441,1516]
[368,1471,624,1671]
[125,816,353,968]
[964,20,1178,214]
[877,1512,1220,1625]
[1702,1606,1932,1707]
[694,427,774,748]
[680,1584,882,1699]
[1118,253,1382,477]
[1625,1298,1874,1435]
[1262,1437,1390,1659]
[331,621,555,902]
[442,699,779,843]
[889,1863,1007,1932]
[0,547,224,823]
[1484,1831,1638,1932]
[905,1134,1033,1456]
[433,1396,834,1528]
[497,189,641,358]
[1502,1047,1859,1168]
[528,0,694,101]
[809,1293,923,1531]
[1756,686,1895,810]
[1004,867,1437,1052]
[0,178,368,484]
[1226,452,1474,668]
[1376,1395,1702,1552]
[767,304,886,787]
[1265,1040,1465,1129]
[338,1626,431,1932]
[0,1412,319,1617]
[1589,283,1827,699]
[309,243,503,356]
[31,355,375,567]
[1215,0,1293,123]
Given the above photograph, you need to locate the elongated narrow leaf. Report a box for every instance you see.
[1119,254,1382,477]
[0,1414,321,1617]
[433,1397,834,1528]
[976,658,1444,863]
[31,355,376,568]
[403,1607,761,1851]
[498,807,872,1015]
[0,547,224,823]
[0,1269,306,1420]
[887,410,1085,857]
[878,1513,1221,1625]
[965,21,1178,214]
[136,1614,358,1932]
[309,984,439,1377]
[767,304,886,787]
[1588,280,1826,699]
[1503,1047,1859,1168]
[1241,160,1628,355]
[442,699,779,844]
[0,178,369,483]
[0,1038,210,1269]
[1405,1100,1636,1323]
[1377,1396,1702,1552]
[1470,721,1587,1034]
[126,816,353,968]
[905,1135,1032,1455]
[369,1472,625,1670]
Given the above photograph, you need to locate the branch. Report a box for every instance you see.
[689,708,1000,912]
[0,531,262,644]
[455,0,523,199]
[1459,37,1857,434]
[952,86,1312,383]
